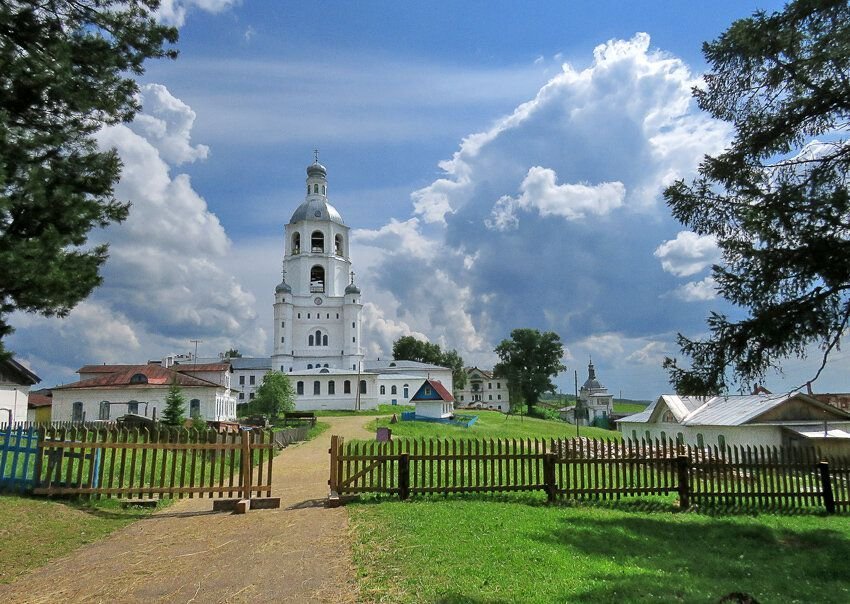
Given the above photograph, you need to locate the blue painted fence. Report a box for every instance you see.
[399,413,479,428]
[0,425,39,493]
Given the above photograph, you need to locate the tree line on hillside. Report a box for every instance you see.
[392,328,566,415]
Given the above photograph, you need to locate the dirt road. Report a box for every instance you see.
[0,416,372,603]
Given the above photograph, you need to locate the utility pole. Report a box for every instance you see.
[575,370,580,438]
[190,339,201,365]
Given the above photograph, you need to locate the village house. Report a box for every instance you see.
[411,379,455,419]
[51,358,237,423]
[455,367,510,412]
[0,358,40,424]
[618,392,850,456]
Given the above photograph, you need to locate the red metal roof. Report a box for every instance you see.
[427,379,455,402]
[58,364,221,390]
[28,393,52,408]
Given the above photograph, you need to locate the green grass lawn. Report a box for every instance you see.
[614,402,650,415]
[350,497,850,603]
[367,410,619,441]
[0,495,160,584]
[313,404,415,417]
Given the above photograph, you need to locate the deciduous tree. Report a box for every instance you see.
[493,328,565,414]
[663,0,850,394]
[253,371,295,420]
[0,1,177,356]
[392,335,467,391]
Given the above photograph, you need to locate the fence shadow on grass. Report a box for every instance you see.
[536,514,850,603]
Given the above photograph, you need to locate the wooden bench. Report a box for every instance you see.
[282,412,317,427]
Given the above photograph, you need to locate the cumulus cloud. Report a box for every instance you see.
[654,230,720,277]
[486,166,625,230]
[131,84,209,165]
[356,33,731,398]
[675,276,718,302]
[9,84,262,380]
[156,0,239,27]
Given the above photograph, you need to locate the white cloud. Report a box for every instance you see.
[654,230,720,277]
[410,33,728,226]
[156,0,239,28]
[352,218,438,260]
[9,85,263,380]
[131,84,209,165]
[486,166,625,230]
[675,276,718,302]
[360,303,428,360]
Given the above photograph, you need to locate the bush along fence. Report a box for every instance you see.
[0,424,296,511]
[327,435,850,514]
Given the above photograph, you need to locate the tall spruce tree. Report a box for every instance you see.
[0,1,178,356]
[663,0,850,394]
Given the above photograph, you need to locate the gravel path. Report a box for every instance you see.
[0,416,372,603]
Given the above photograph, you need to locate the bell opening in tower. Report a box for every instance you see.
[310,265,325,293]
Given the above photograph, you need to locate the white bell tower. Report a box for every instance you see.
[272,154,364,373]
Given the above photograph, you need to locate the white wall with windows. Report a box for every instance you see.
[51,386,236,423]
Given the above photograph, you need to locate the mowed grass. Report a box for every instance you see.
[350,497,850,603]
[314,404,415,417]
[614,402,649,415]
[367,410,619,440]
[0,495,158,584]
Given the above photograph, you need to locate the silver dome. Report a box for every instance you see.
[289,198,345,225]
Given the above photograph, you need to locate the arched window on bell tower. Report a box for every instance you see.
[292,232,300,255]
[334,234,343,256]
[311,231,324,253]
[310,266,325,293]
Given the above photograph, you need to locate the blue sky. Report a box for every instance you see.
[11,0,849,399]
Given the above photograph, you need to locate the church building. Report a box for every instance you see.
[228,156,452,411]
[271,158,365,374]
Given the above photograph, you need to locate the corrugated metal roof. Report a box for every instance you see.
[621,393,850,427]
[175,363,230,372]
[620,399,657,423]
[784,426,850,439]
[229,357,273,370]
[364,360,448,371]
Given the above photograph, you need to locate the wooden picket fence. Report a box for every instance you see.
[328,436,850,514]
[1,425,277,502]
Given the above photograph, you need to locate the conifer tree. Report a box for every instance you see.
[161,383,186,427]
[663,0,850,393]
[0,1,178,356]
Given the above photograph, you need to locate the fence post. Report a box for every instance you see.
[676,454,690,510]
[819,460,835,515]
[399,453,410,501]
[544,453,557,503]
[328,434,339,493]
[240,429,253,502]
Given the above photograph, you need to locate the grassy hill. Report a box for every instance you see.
[367,409,619,440]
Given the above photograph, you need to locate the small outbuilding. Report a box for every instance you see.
[411,379,454,419]
[618,392,850,453]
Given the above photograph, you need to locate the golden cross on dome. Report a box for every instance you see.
[313,149,319,163]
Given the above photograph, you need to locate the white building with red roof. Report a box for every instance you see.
[51,358,236,423]
[411,379,455,419]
